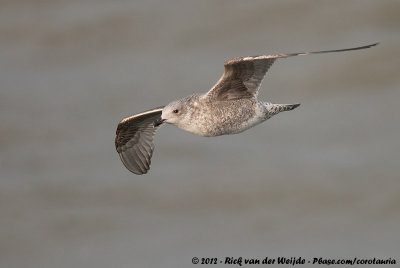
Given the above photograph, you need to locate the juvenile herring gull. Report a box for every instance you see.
[115,43,378,174]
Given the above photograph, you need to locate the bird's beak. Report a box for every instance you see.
[153,118,166,127]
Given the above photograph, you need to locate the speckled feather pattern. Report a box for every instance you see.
[115,43,377,174]
[173,94,269,137]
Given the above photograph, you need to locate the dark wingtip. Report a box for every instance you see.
[366,42,379,48]
[350,42,379,50]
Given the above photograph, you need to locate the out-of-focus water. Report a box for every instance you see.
[1,1,399,267]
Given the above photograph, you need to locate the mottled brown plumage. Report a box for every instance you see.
[115,43,378,174]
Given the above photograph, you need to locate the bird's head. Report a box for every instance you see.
[154,99,187,127]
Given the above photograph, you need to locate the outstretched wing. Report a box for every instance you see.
[115,106,164,175]
[205,43,378,101]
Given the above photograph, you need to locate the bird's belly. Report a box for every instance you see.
[182,112,264,137]
[177,99,266,137]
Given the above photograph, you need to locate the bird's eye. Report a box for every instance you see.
[173,109,179,114]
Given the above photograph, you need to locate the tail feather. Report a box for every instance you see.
[266,103,300,115]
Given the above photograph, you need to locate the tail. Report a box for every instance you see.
[265,103,300,116]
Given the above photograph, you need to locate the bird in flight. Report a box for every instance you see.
[115,43,378,175]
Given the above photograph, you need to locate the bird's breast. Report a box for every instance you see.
[177,99,265,137]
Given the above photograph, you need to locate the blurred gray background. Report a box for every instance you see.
[1,0,399,267]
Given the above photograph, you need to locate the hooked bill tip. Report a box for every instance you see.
[153,118,166,127]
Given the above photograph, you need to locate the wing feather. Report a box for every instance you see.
[115,106,164,174]
[205,43,378,101]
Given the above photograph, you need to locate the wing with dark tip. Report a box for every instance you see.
[115,106,164,175]
[205,43,378,101]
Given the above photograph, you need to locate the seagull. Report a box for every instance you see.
[115,43,378,174]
